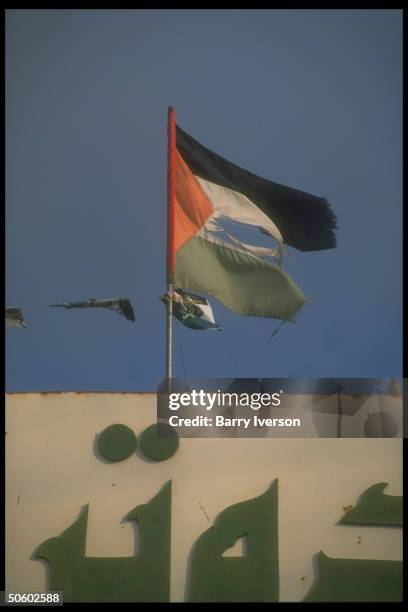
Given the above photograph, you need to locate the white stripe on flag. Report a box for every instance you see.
[196,177,283,243]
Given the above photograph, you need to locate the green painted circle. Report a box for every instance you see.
[98,424,137,462]
[140,423,179,461]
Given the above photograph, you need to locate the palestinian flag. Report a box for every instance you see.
[167,109,336,320]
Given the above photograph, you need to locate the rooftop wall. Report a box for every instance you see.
[5,392,403,602]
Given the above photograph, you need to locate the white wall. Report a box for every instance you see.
[5,392,402,602]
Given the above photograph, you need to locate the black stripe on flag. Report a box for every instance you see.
[176,125,337,252]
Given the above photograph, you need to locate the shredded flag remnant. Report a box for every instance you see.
[161,289,222,331]
[5,307,26,329]
[168,120,337,321]
[50,298,135,322]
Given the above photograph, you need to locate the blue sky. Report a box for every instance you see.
[5,9,402,391]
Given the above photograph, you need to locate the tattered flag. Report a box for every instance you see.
[5,307,26,329]
[167,119,337,321]
[161,289,221,331]
[50,298,135,321]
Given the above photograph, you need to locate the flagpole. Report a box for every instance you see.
[166,106,176,392]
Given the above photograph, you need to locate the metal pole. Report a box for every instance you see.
[166,106,176,392]
[166,280,173,391]
[336,384,342,438]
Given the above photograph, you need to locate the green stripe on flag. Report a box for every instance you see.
[175,236,307,320]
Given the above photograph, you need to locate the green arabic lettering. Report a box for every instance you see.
[35,481,171,602]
